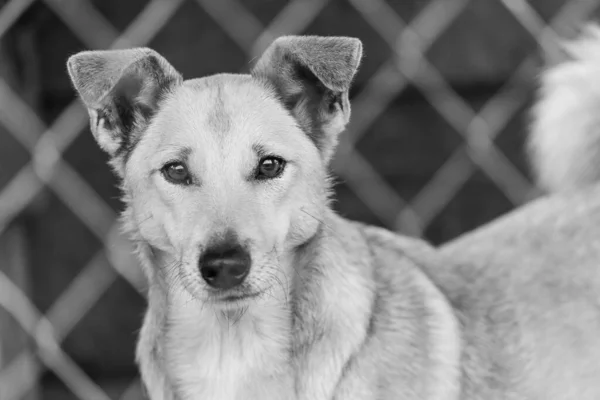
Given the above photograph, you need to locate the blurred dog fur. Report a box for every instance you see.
[438,23,600,399]
[67,26,600,400]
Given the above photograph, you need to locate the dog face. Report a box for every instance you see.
[67,37,362,304]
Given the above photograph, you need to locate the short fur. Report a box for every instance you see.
[438,22,600,399]
[68,31,600,400]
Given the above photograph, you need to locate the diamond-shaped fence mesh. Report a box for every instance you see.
[0,0,597,398]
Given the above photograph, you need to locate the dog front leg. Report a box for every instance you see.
[294,326,364,400]
[137,342,175,400]
[136,299,176,400]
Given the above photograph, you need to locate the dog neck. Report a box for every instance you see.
[137,212,351,398]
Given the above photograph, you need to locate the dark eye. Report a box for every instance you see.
[256,156,286,180]
[161,162,191,185]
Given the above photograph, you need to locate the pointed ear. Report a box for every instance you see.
[252,36,362,163]
[67,48,182,172]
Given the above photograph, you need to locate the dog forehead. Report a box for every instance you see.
[155,74,295,142]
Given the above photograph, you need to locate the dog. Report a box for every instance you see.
[66,30,600,399]
[438,23,600,399]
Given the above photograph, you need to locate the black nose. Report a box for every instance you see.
[199,240,251,290]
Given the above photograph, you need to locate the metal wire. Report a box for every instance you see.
[0,0,598,398]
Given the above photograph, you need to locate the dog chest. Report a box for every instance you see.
[163,302,293,399]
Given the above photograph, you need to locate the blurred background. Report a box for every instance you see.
[0,0,598,398]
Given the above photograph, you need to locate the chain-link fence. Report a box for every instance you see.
[0,0,598,399]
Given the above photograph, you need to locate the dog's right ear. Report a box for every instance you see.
[67,48,182,169]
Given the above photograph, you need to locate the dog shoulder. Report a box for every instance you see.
[350,223,462,399]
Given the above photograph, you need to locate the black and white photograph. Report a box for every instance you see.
[1,0,600,399]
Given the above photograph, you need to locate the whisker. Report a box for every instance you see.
[300,207,334,233]
[137,213,155,225]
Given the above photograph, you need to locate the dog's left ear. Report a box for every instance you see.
[252,36,363,163]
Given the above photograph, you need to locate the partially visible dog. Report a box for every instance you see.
[438,23,600,399]
[528,24,600,192]
[67,28,600,400]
